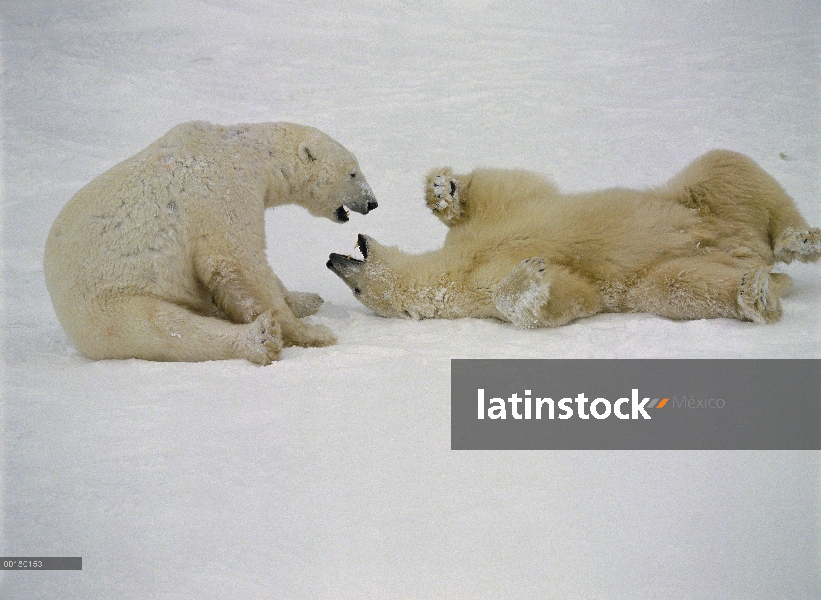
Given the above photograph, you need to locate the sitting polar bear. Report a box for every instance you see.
[45,121,377,364]
[328,150,819,328]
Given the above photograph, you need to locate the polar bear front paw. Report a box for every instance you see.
[492,258,551,329]
[738,267,781,324]
[284,321,337,348]
[774,227,821,264]
[242,309,283,365]
[426,169,465,225]
[304,323,337,347]
[285,291,324,318]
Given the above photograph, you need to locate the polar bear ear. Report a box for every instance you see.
[298,141,317,163]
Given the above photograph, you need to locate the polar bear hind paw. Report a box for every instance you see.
[492,258,551,329]
[426,170,464,225]
[737,267,782,324]
[241,309,283,365]
[774,227,821,263]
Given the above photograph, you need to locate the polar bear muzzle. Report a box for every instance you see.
[334,180,379,222]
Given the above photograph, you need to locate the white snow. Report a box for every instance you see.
[2,1,820,598]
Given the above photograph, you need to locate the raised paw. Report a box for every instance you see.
[738,267,782,324]
[285,291,324,318]
[425,169,465,225]
[241,309,283,365]
[774,227,821,264]
[492,258,550,329]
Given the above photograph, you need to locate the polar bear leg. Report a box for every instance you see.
[670,150,816,261]
[737,266,784,324]
[277,312,337,348]
[195,254,274,324]
[492,259,602,328]
[626,257,786,323]
[773,227,821,264]
[265,270,324,318]
[195,251,336,348]
[425,168,559,229]
[87,296,283,364]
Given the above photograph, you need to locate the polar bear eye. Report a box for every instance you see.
[349,172,357,179]
[354,287,362,295]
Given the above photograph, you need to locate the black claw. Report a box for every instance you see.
[450,180,456,196]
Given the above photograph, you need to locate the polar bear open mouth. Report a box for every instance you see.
[326,233,369,266]
[355,233,369,259]
[335,206,350,222]
[326,234,371,287]
[335,200,379,222]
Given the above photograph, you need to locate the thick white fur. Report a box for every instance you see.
[329,150,820,327]
[44,121,376,364]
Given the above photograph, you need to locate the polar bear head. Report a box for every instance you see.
[326,234,435,319]
[292,129,378,223]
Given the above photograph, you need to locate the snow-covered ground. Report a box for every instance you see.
[2,1,820,598]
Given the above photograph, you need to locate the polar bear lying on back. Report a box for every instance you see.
[45,121,377,364]
[328,151,819,327]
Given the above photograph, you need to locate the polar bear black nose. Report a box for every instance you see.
[367,200,378,212]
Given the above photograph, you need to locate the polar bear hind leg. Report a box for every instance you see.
[669,150,818,263]
[625,256,787,323]
[773,227,821,264]
[83,297,283,364]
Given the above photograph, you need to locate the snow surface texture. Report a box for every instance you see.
[2,1,820,598]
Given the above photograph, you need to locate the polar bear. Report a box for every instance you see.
[327,150,820,327]
[44,121,377,364]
